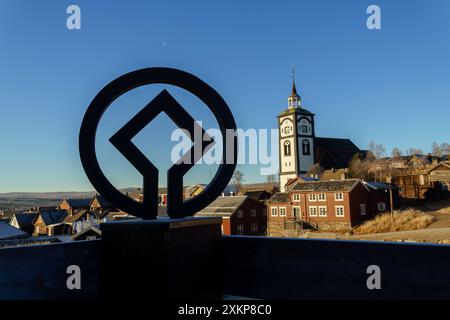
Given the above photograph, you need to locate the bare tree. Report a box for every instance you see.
[307,163,324,178]
[265,174,277,192]
[432,142,450,156]
[405,147,424,156]
[348,153,375,181]
[231,170,245,194]
[432,142,443,157]
[391,147,403,158]
[368,140,386,159]
[265,174,279,194]
[442,143,450,155]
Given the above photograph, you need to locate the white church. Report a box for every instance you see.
[277,78,363,191]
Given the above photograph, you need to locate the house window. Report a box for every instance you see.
[263,209,267,216]
[251,223,258,233]
[319,206,327,217]
[308,194,317,201]
[309,206,317,217]
[237,224,244,235]
[335,193,344,201]
[279,207,287,217]
[336,206,345,217]
[251,209,257,217]
[377,203,386,212]
[318,193,326,201]
[292,194,300,202]
[360,203,366,216]
[271,207,278,217]
[237,210,243,218]
[301,125,308,133]
[284,141,291,156]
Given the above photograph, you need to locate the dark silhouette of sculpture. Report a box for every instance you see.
[79,67,237,219]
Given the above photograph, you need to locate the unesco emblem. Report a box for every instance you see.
[79,67,237,219]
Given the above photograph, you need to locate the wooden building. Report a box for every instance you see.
[244,190,272,201]
[195,196,267,236]
[89,195,114,212]
[9,213,37,235]
[267,179,396,236]
[33,210,68,236]
[390,163,450,200]
[59,199,91,212]
[72,226,101,241]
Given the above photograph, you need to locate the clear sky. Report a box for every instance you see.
[0,0,449,192]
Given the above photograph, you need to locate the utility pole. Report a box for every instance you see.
[389,185,394,226]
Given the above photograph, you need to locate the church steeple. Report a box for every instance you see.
[288,67,301,109]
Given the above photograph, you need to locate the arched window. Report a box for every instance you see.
[284,141,291,156]
[302,139,310,155]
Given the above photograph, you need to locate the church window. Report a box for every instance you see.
[302,139,311,155]
[301,125,308,133]
[284,141,291,156]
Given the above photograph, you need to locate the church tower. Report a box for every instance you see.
[278,72,316,191]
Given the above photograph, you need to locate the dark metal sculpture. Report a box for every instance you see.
[79,68,237,219]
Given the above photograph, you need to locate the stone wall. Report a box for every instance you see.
[268,220,352,237]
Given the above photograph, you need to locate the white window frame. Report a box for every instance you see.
[237,210,244,218]
[251,222,258,232]
[378,202,386,212]
[318,193,326,201]
[334,192,344,201]
[271,207,278,217]
[318,206,327,217]
[237,224,244,235]
[279,207,287,217]
[250,209,257,217]
[309,206,318,217]
[292,194,300,202]
[360,203,366,216]
[308,194,317,202]
[335,205,345,217]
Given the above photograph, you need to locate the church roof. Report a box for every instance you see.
[315,137,363,170]
[278,106,314,117]
[291,179,361,192]
[266,192,290,204]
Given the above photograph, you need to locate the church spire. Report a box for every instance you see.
[288,66,301,109]
[291,66,298,96]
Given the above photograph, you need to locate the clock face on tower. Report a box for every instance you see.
[280,118,294,138]
[298,117,312,136]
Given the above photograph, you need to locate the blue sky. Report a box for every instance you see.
[0,0,449,192]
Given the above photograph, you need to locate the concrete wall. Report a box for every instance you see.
[2,234,450,300]
[222,236,450,299]
[0,240,100,300]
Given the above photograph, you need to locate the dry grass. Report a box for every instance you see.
[353,209,436,235]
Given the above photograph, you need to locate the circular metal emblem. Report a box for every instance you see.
[79,67,237,219]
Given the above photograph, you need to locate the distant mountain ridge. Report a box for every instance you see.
[0,188,140,200]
